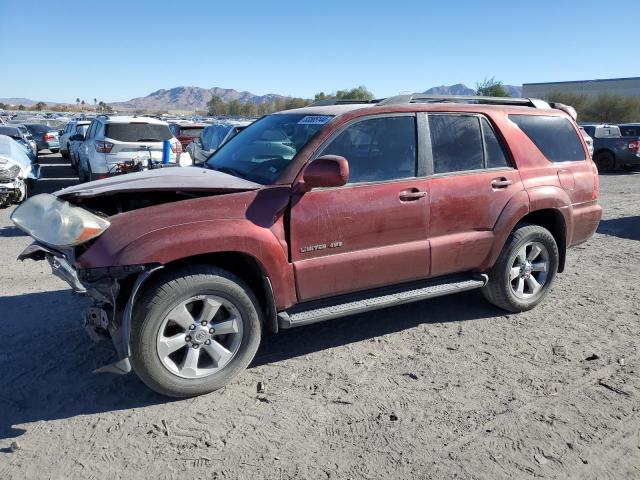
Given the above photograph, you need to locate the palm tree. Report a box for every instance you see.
[76,98,80,111]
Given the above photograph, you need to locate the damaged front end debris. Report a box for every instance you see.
[19,242,161,375]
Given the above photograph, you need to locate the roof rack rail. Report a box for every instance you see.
[376,94,551,109]
[308,98,381,107]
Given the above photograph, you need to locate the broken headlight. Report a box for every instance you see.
[11,193,110,248]
[0,164,20,182]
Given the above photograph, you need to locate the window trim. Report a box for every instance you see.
[311,112,420,186]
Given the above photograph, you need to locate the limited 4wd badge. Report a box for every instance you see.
[300,241,343,253]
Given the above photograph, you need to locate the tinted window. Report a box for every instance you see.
[510,115,585,162]
[481,118,509,168]
[430,115,483,174]
[104,123,172,142]
[582,126,595,137]
[619,125,640,137]
[320,116,417,184]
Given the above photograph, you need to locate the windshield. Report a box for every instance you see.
[205,113,332,184]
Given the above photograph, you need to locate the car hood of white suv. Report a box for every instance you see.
[56,166,261,199]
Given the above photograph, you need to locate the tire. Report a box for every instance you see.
[594,151,615,172]
[61,145,69,159]
[130,265,262,398]
[481,224,559,313]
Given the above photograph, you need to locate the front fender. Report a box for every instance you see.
[77,218,296,309]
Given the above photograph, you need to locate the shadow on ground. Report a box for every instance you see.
[0,287,502,440]
[0,225,26,237]
[597,216,640,241]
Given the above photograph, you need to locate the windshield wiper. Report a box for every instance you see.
[215,166,246,179]
[136,138,162,142]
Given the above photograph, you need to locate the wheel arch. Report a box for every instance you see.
[482,187,570,273]
[128,252,279,335]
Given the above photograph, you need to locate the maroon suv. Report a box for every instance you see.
[12,95,602,397]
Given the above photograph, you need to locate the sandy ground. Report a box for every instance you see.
[0,153,638,479]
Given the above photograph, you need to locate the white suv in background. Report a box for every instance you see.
[77,116,187,182]
[59,120,91,159]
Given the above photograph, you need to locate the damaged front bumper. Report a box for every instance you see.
[19,242,162,375]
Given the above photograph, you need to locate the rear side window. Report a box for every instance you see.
[510,115,585,162]
[429,115,483,173]
[105,123,173,142]
[481,118,509,168]
[619,125,640,137]
[320,116,417,184]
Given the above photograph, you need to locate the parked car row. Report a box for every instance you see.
[580,122,640,172]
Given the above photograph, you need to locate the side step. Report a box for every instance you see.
[278,274,488,329]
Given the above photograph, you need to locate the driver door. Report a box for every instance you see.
[290,114,430,302]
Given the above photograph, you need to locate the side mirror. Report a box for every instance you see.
[59,129,64,136]
[69,134,84,141]
[301,155,349,189]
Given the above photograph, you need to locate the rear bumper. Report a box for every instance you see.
[569,202,603,246]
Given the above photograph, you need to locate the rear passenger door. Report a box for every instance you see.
[425,113,524,276]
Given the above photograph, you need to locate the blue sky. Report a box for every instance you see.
[0,0,637,103]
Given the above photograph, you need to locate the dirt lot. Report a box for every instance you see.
[0,153,638,479]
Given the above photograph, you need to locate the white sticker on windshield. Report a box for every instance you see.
[297,115,332,125]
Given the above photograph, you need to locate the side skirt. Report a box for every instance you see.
[278,274,488,329]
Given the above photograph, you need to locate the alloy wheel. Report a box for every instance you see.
[156,295,243,379]
[509,241,549,299]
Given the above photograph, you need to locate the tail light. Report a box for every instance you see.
[591,161,599,200]
[171,141,182,154]
[43,133,55,141]
[95,141,114,153]
[628,140,639,153]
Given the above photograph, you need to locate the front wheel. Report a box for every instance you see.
[130,266,262,397]
[482,224,559,313]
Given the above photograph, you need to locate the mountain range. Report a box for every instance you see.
[1,83,524,112]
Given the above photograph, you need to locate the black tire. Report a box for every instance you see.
[481,224,559,313]
[594,151,615,172]
[61,145,69,159]
[130,265,262,398]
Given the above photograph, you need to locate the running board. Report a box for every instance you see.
[278,274,488,329]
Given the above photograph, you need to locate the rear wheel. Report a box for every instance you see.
[594,151,615,172]
[482,224,559,312]
[130,266,262,397]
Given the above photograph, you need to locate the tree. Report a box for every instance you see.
[546,91,590,118]
[313,86,375,102]
[583,94,640,123]
[476,77,511,97]
[0,102,8,110]
[33,101,47,111]
[17,104,26,111]
[207,95,226,115]
[76,98,80,109]
[93,98,97,107]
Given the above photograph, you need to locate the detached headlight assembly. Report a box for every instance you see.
[11,193,110,248]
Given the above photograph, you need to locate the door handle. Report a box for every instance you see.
[399,188,427,201]
[491,177,512,189]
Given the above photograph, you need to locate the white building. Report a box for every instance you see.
[523,77,640,99]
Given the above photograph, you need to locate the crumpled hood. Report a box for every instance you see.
[56,166,261,199]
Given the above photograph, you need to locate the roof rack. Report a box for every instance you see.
[308,98,382,107]
[376,94,551,109]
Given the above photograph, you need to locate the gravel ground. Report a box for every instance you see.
[0,153,638,479]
